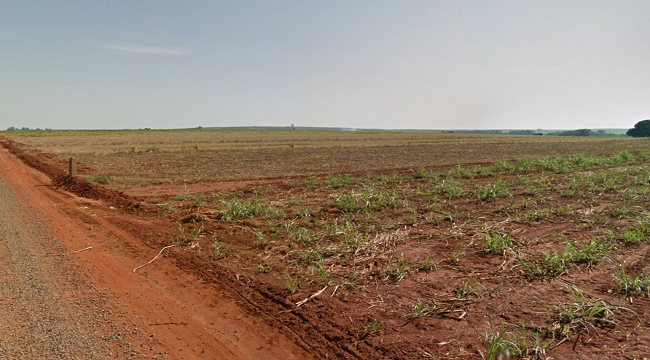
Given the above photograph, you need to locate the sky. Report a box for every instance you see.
[1,0,649,130]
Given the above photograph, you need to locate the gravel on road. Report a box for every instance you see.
[0,172,130,359]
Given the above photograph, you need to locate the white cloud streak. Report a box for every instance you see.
[106,44,185,55]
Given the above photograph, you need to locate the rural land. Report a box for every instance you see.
[2,129,650,359]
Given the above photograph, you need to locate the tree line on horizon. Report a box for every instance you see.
[5,121,650,137]
[444,129,624,137]
[6,126,52,131]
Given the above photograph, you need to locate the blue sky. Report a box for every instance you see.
[1,1,648,130]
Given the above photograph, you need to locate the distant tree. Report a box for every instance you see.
[508,130,534,135]
[627,120,650,137]
[7,126,16,131]
[557,129,592,136]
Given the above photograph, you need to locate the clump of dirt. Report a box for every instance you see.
[181,212,210,223]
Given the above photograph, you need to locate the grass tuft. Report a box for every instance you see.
[537,284,617,338]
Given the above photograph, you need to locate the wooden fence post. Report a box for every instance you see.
[69,157,77,178]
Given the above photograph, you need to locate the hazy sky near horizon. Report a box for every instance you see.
[1,1,649,130]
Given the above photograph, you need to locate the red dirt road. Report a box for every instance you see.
[0,147,315,359]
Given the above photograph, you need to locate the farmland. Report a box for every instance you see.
[5,129,650,186]
[3,129,650,359]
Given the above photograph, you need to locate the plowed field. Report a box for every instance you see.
[3,130,650,359]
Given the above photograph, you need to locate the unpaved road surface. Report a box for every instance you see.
[0,161,113,358]
[0,147,314,359]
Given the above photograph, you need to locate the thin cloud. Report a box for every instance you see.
[106,44,186,55]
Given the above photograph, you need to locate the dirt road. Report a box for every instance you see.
[0,147,314,359]
[0,158,116,358]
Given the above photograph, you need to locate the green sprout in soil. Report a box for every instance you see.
[537,284,617,339]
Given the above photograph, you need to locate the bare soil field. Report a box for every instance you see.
[6,129,650,187]
[3,130,650,359]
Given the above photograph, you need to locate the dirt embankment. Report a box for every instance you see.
[1,140,140,207]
